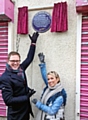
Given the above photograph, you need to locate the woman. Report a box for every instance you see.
[32,53,67,120]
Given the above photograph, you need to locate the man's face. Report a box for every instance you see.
[8,55,20,70]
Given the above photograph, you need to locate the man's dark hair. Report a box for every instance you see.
[8,51,21,60]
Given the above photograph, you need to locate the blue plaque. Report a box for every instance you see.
[32,11,51,33]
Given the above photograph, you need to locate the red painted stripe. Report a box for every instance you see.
[0,22,8,26]
[80,114,88,117]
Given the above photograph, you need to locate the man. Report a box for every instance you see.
[0,32,39,120]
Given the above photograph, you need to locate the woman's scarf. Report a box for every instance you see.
[35,82,63,120]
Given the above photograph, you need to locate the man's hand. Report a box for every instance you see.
[29,32,39,43]
[27,89,36,98]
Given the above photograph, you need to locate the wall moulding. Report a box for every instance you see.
[28,5,53,11]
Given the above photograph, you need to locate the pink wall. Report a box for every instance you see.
[0,0,4,13]
[0,0,14,22]
[76,0,88,6]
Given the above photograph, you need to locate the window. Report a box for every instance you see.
[0,22,8,116]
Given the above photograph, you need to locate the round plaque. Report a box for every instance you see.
[32,11,51,33]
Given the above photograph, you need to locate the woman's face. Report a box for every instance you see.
[47,74,59,87]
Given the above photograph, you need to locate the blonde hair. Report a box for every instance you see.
[47,71,60,81]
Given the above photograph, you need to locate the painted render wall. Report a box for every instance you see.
[0,0,77,120]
